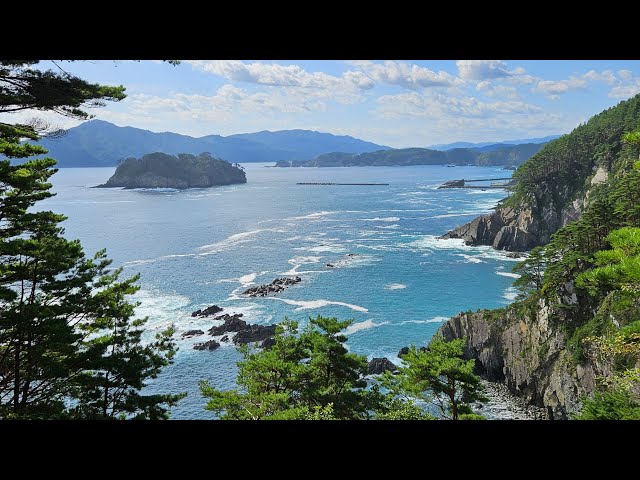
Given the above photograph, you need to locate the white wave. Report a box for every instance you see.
[288,211,337,220]
[306,245,347,253]
[428,213,478,219]
[376,224,401,230]
[238,271,268,286]
[399,316,450,325]
[496,271,521,279]
[455,253,484,264]
[503,286,519,302]
[268,297,368,313]
[361,217,400,222]
[132,289,192,336]
[197,229,269,254]
[384,283,407,290]
[407,235,468,251]
[344,319,389,335]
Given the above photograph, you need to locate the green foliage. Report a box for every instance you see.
[513,246,546,297]
[200,317,379,420]
[574,386,640,420]
[0,60,182,419]
[375,398,435,420]
[381,336,486,420]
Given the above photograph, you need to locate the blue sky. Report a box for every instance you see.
[6,60,640,147]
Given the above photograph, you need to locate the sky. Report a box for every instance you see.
[5,60,640,148]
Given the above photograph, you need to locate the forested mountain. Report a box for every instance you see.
[97,152,247,189]
[276,142,545,168]
[439,94,640,419]
[36,120,389,167]
[428,135,561,151]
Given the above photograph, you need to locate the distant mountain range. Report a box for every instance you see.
[37,120,390,168]
[428,135,562,151]
[276,143,546,168]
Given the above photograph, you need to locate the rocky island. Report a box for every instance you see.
[96,152,246,189]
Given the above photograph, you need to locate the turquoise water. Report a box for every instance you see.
[44,163,519,419]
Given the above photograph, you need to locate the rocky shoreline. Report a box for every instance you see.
[242,276,301,297]
[477,380,547,420]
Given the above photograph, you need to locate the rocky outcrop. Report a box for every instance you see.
[97,152,247,189]
[233,325,277,345]
[193,340,220,351]
[243,277,301,297]
[367,357,398,375]
[191,305,223,317]
[440,166,609,251]
[181,329,204,338]
[437,303,613,419]
[207,313,246,335]
[261,337,277,349]
[439,179,465,188]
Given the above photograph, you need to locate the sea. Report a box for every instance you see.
[43,163,521,419]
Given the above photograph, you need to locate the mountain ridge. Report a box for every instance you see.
[36,120,390,168]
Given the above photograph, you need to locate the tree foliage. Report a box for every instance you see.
[0,60,182,419]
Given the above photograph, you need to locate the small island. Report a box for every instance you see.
[96,152,247,189]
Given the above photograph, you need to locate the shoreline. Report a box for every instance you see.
[477,380,548,420]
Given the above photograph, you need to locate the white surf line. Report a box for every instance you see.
[267,297,369,313]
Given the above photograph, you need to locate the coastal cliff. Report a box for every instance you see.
[438,306,612,419]
[435,93,640,418]
[97,152,246,189]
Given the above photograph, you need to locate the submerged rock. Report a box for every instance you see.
[193,340,220,351]
[191,305,223,317]
[181,329,204,338]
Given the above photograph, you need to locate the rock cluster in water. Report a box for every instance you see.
[367,357,398,375]
[190,311,277,350]
[242,277,301,297]
[191,305,223,317]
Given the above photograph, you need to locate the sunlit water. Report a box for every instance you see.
[44,163,519,419]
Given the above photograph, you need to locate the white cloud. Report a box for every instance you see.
[583,69,617,85]
[351,60,458,89]
[532,76,588,99]
[456,60,513,81]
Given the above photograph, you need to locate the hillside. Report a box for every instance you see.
[428,135,561,151]
[436,94,640,419]
[97,152,247,189]
[38,120,389,167]
[275,143,545,168]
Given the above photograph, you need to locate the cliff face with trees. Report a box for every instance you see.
[442,95,640,251]
[98,152,247,189]
[437,94,640,419]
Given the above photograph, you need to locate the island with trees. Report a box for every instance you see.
[97,152,247,189]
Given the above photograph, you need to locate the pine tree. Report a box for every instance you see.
[0,60,182,418]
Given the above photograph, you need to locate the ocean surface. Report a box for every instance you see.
[44,163,520,419]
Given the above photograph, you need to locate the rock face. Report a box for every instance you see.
[193,340,220,351]
[97,152,247,189]
[207,313,247,335]
[437,304,613,419]
[367,357,398,375]
[439,179,465,188]
[243,277,301,297]
[192,305,223,317]
[261,337,277,349]
[181,329,204,338]
[233,325,277,345]
[440,166,609,251]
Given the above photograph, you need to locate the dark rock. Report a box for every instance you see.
[208,314,247,335]
[191,304,223,317]
[181,329,204,338]
[193,340,220,351]
[439,179,465,189]
[233,324,277,345]
[505,252,523,258]
[368,357,398,375]
[220,335,229,342]
[326,263,335,268]
[261,337,276,349]
[398,346,410,358]
[242,276,302,297]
